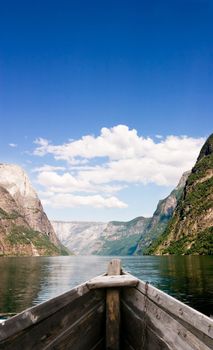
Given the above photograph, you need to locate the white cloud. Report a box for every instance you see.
[33,125,205,209]
[40,192,127,209]
[33,125,155,161]
[33,125,204,167]
[32,165,66,173]
[9,143,17,148]
[76,158,180,186]
[37,170,125,194]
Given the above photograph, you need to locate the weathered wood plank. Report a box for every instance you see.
[87,275,138,289]
[90,338,105,350]
[106,289,120,350]
[122,287,213,350]
[43,303,105,350]
[106,259,121,350]
[125,274,213,339]
[108,259,121,275]
[0,290,105,350]
[0,281,91,342]
[121,301,170,350]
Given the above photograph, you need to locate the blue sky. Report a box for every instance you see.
[0,0,212,222]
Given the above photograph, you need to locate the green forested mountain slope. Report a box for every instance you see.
[136,171,189,254]
[146,134,213,255]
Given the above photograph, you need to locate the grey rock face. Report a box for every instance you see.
[52,221,108,255]
[0,164,60,247]
[52,217,151,255]
[136,171,190,253]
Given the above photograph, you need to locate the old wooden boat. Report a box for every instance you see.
[0,259,212,350]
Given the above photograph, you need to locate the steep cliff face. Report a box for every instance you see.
[137,171,190,254]
[52,221,107,255]
[148,134,213,255]
[0,164,59,246]
[52,217,150,255]
[0,164,69,256]
[98,216,150,255]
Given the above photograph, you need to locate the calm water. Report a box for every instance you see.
[0,256,212,317]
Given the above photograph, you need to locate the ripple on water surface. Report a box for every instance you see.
[0,255,212,317]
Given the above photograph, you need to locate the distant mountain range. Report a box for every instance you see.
[52,171,189,255]
[51,221,108,255]
[0,164,69,256]
[52,216,150,256]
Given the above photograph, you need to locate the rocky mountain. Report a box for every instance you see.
[52,221,108,255]
[0,164,69,256]
[52,173,188,255]
[96,216,150,255]
[52,218,150,255]
[136,171,190,254]
[146,134,213,255]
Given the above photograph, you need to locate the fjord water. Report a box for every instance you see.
[0,256,212,317]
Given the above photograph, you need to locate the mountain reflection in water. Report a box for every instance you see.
[0,255,212,317]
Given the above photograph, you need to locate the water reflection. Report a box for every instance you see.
[122,256,213,316]
[0,257,44,313]
[0,256,212,317]
[34,256,110,303]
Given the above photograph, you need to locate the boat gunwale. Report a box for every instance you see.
[123,271,213,339]
[122,287,212,350]
[0,269,212,345]
[0,273,106,342]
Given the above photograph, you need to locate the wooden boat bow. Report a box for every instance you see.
[0,259,212,350]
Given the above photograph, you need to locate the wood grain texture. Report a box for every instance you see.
[107,259,121,275]
[43,303,105,350]
[122,287,213,350]
[106,259,121,350]
[130,274,213,339]
[90,338,105,350]
[0,281,90,342]
[121,299,171,350]
[87,275,138,289]
[0,289,105,350]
